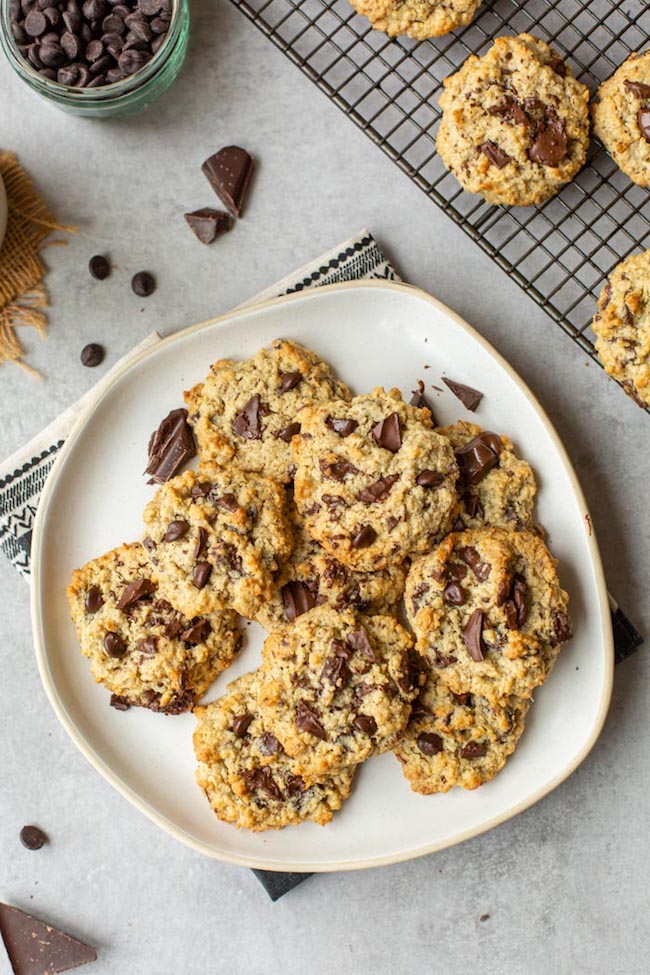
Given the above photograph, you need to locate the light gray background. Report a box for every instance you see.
[1,2,648,973]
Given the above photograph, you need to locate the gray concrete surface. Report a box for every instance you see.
[1,2,648,973]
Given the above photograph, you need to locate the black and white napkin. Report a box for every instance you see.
[0,229,642,902]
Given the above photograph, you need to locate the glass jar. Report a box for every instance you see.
[0,0,189,118]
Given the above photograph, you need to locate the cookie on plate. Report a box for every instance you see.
[437,421,537,531]
[194,672,355,831]
[142,466,292,620]
[184,339,350,484]
[592,250,650,408]
[255,501,407,632]
[437,34,590,206]
[348,0,483,42]
[405,527,571,706]
[67,542,241,713]
[592,52,650,187]
[257,605,418,781]
[292,386,459,572]
[393,672,529,793]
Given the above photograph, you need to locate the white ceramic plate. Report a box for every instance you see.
[31,281,613,872]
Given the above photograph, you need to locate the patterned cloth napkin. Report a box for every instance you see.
[0,229,642,902]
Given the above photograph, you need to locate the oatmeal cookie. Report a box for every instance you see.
[349,0,482,42]
[67,542,241,713]
[437,34,590,206]
[184,339,350,484]
[292,386,458,572]
[592,52,650,187]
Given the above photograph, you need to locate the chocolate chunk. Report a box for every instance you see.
[320,641,352,688]
[162,519,189,543]
[479,141,512,169]
[131,271,155,296]
[19,825,47,851]
[463,609,485,661]
[460,741,487,759]
[213,493,239,513]
[548,55,567,77]
[192,526,207,560]
[202,146,255,217]
[319,458,358,481]
[528,112,568,166]
[137,636,157,655]
[145,408,196,485]
[295,700,327,740]
[278,371,303,393]
[88,254,110,279]
[192,561,212,589]
[0,903,97,975]
[386,515,398,532]
[180,619,211,644]
[277,421,301,442]
[488,96,527,126]
[284,773,305,797]
[190,480,212,499]
[513,576,527,626]
[417,732,443,756]
[84,585,103,613]
[624,79,650,99]
[638,107,650,143]
[443,378,483,411]
[455,432,502,485]
[282,580,318,622]
[504,600,518,630]
[117,577,155,609]
[347,627,375,662]
[370,412,401,452]
[351,525,377,549]
[110,694,130,710]
[458,546,491,582]
[448,562,468,581]
[409,379,436,422]
[416,469,444,487]
[80,343,104,367]
[451,691,472,706]
[103,631,127,658]
[325,416,358,436]
[257,733,281,756]
[184,208,232,245]
[231,713,253,738]
[142,536,155,553]
[243,766,282,800]
[443,581,466,605]
[232,394,264,440]
[357,474,399,504]
[353,714,377,735]
[550,610,572,646]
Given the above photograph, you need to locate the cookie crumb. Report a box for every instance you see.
[480,913,490,923]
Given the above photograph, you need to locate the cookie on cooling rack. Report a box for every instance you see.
[592,52,650,187]
[348,0,483,42]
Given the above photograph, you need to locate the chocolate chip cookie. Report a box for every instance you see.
[67,542,241,713]
[405,528,571,706]
[257,605,418,781]
[142,465,292,620]
[437,421,537,531]
[292,387,459,572]
[194,672,355,831]
[437,34,590,206]
[592,250,650,408]
[184,339,350,484]
[255,501,407,632]
[349,0,482,41]
[592,52,650,187]
[393,671,529,793]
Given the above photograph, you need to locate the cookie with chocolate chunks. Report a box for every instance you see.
[67,541,241,712]
[592,52,650,187]
[405,527,571,706]
[348,0,483,42]
[292,386,459,572]
[184,339,350,484]
[437,34,590,206]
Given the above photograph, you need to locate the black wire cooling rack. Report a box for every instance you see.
[229,0,650,405]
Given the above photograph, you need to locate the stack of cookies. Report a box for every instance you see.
[68,338,572,832]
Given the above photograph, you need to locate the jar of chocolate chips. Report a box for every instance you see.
[0,0,189,116]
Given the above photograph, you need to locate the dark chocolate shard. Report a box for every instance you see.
[409,380,437,423]
[278,371,303,393]
[463,609,485,661]
[638,107,650,143]
[319,458,358,481]
[232,394,264,440]
[457,545,491,582]
[460,741,487,759]
[0,902,97,975]
[351,525,377,549]
[487,96,527,126]
[624,79,650,99]
[347,627,376,662]
[295,700,327,740]
[353,714,377,735]
[282,580,318,622]
[276,421,301,443]
[231,713,253,738]
[163,519,189,543]
[117,577,156,610]
[184,208,232,245]
[442,378,483,412]
[243,766,282,800]
[455,432,502,485]
[357,474,399,504]
[528,111,568,166]
[416,470,444,487]
[443,581,466,605]
[370,412,402,452]
[201,146,255,217]
[479,141,512,169]
[180,619,211,644]
[325,416,358,437]
[145,408,196,485]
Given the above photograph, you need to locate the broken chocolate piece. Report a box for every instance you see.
[282,581,318,622]
[458,546,491,582]
[351,525,377,549]
[488,96,527,126]
[357,474,399,504]
[371,412,401,452]
[0,903,97,975]
[443,581,466,605]
[325,416,358,437]
[117,577,156,609]
[258,733,281,756]
[276,422,301,442]
[184,208,232,244]
[278,371,303,393]
[353,714,377,735]
[243,766,282,800]
[416,470,444,487]
[145,408,196,485]
[103,632,127,658]
[479,141,512,169]
[162,519,189,543]
[409,380,437,423]
[528,112,568,166]
[638,107,650,143]
[347,627,375,662]
[463,609,485,661]
[295,700,327,740]
[180,619,211,644]
[232,394,264,440]
[624,79,650,99]
[443,378,483,412]
[417,732,443,756]
[319,458,358,481]
[110,694,131,711]
[192,561,212,589]
[231,713,253,738]
[455,432,502,485]
[460,741,487,759]
[201,146,255,217]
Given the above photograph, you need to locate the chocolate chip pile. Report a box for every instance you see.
[9,0,173,88]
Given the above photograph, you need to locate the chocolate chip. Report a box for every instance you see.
[192,527,207,560]
[19,825,47,850]
[319,458,358,481]
[88,254,110,279]
[417,732,443,756]
[548,55,567,77]
[131,271,156,296]
[528,111,568,166]
[550,610,572,646]
[351,525,377,549]
[24,9,46,35]
[416,469,444,487]
[621,78,650,101]
[443,581,466,605]
[180,619,211,644]
[142,536,155,553]
[162,519,189,542]
[278,371,303,393]
[409,379,436,422]
[371,412,401,452]
[145,408,196,484]
[137,636,157,655]
[284,773,305,797]
[79,342,104,367]
[325,416,358,436]
[84,585,103,613]
[191,480,212,499]
[202,146,255,217]
[110,694,130,710]
[458,546,491,582]
[460,741,487,759]
[232,394,264,440]
[443,378,483,411]
[258,733,281,756]
[488,96,527,126]
[353,714,377,735]
[638,107,650,143]
[231,713,253,738]
[513,576,527,626]
[277,421,301,442]
[357,474,399,504]
[282,580,318,622]
[347,627,375,661]
[463,609,485,662]
[184,208,232,244]
[320,641,352,688]
[479,141,512,169]
[139,0,164,13]
[192,561,212,589]
[117,577,155,609]
[295,700,327,740]
[243,766,282,800]
[104,631,127,657]
[455,432,502,485]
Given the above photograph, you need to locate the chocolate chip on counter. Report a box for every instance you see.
[162,519,189,542]
[479,141,512,169]
[347,627,375,661]
[104,631,127,658]
[443,581,466,605]
[417,732,443,756]
[184,208,232,245]
[295,700,327,741]
[232,394,264,440]
[276,421,301,442]
[371,412,401,452]
[351,524,377,549]
[282,580,318,622]
[117,577,155,609]
[456,432,502,485]
[231,713,253,738]
[278,370,303,393]
[192,561,212,590]
[110,694,131,710]
[79,342,104,368]
[462,609,485,662]
[145,408,196,484]
[353,714,377,735]
[202,146,255,218]
[325,416,358,436]
[84,585,103,613]
[357,474,399,504]
[442,378,483,412]
[19,825,48,850]
[460,741,487,759]
[131,270,156,296]
[416,469,444,487]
